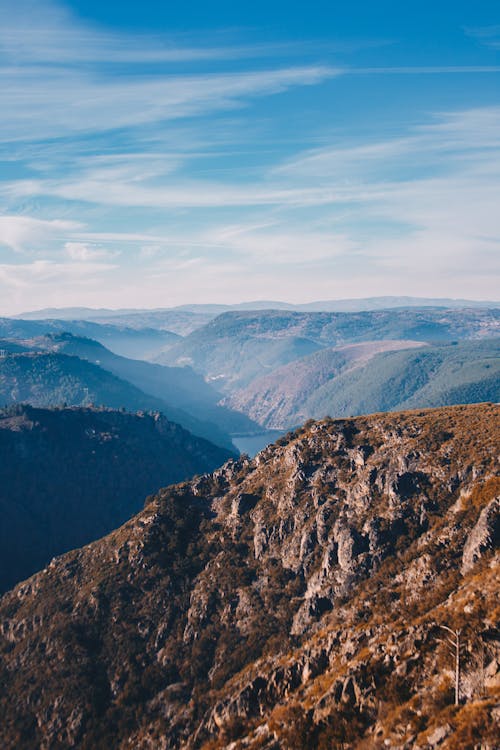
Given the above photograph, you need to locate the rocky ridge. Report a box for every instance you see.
[0,403,498,749]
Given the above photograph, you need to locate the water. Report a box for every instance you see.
[232,430,285,458]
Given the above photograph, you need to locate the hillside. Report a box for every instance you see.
[0,318,179,360]
[13,309,216,336]
[0,351,236,450]
[0,405,234,594]
[35,333,257,435]
[0,403,498,749]
[227,339,500,428]
[158,308,500,391]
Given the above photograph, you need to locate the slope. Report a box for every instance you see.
[158,308,500,392]
[0,351,236,450]
[228,339,500,428]
[305,339,500,423]
[0,404,234,594]
[0,403,498,749]
[0,317,179,360]
[226,340,426,427]
[35,333,257,435]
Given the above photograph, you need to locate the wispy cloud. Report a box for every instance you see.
[0,0,306,65]
[351,66,500,74]
[0,65,337,143]
[0,0,498,309]
[464,25,500,49]
[64,242,120,262]
[0,216,82,253]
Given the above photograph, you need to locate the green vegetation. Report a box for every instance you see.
[158,308,500,391]
[230,338,500,428]
[306,339,500,419]
[0,350,237,450]
[0,404,234,593]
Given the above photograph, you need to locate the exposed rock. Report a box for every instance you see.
[0,403,498,750]
[426,723,451,746]
[461,495,500,573]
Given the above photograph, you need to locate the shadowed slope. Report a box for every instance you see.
[0,405,234,594]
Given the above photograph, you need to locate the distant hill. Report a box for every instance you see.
[158,308,500,392]
[11,309,214,336]
[0,405,234,594]
[34,333,258,435]
[17,296,500,319]
[226,339,426,427]
[228,338,500,428]
[163,296,500,313]
[0,317,179,359]
[0,351,236,450]
[14,297,499,337]
[0,338,31,354]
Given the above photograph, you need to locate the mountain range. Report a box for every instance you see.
[0,333,260,450]
[0,403,498,749]
[16,296,500,319]
[0,317,179,360]
[2,307,499,451]
[0,348,238,451]
[157,308,500,392]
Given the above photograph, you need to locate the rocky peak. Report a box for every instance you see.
[0,403,498,749]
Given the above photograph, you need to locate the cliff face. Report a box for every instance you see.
[0,404,498,750]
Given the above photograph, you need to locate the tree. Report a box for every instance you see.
[436,625,462,705]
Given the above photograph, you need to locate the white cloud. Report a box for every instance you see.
[0,215,81,253]
[0,258,117,285]
[0,2,498,309]
[0,258,119,315]
[464,25,500,49]
[64,242,120,262]
[202,224,355,264]
[0,0,317,66]
[0,64,337,143]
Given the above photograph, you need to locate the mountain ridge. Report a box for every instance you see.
[158,308,500,392]
[0,403,498,749]
[14,296,500,320]
[0,349,237,450]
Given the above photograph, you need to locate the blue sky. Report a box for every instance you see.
[0,0,499,313]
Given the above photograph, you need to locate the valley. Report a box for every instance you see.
[0,301,498,749]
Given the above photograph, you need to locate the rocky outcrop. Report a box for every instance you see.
[461,495,500,573]
[0,403,498,750]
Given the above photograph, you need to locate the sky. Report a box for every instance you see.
[0,0,499,313]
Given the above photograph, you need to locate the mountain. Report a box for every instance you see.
[0,351,236,450]
[163,297,500,313]
[293,296,500,312]
[0,318,179,359]
[32,333,256,435]
[0,403,498,749]
[0,405,234,595]
[0,338,31,354]
[13,298,499,339]
[158,308,500,392]
[227,339,500,428]
[17,296,500,320]
[11,310,216,336]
